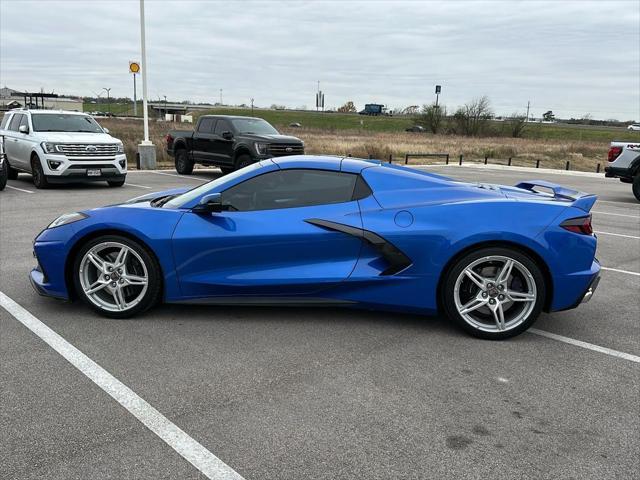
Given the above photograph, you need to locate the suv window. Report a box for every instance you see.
[0,113,11,129]
[198,117,216,134]
[8,114,23,132]
[222,169,358,211]
[19,115,29,131]
[214,119,231,135]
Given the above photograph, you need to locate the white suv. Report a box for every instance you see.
[0,109,127,188]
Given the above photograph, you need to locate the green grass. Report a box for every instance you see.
[84,103,640,143]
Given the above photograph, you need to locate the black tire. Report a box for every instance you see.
[220,166,234,175]
[7,164,19,180]
[0,160,7,191]
[72,235,163,319]
[31,155,49,189]
[108,178,126,187]
[441,246,546,340]
[633,175,640,202]
[235,153,253,170]
[174,148,194,175]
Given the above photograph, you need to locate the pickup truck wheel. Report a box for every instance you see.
[220,167,234,175]
[235,154,253,170]
[174,149,194,175]
[633,175,640,202]
[31,156,49,189]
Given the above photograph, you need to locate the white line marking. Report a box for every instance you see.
[5,184,35,194]
[592,211,639,219]
[149,171,209,182]
[597,199,640,208]
[595,231,640,239]
[529,329,640,363]
[0,291,244,480]
[124,182,152,189]
[601,266,640,277]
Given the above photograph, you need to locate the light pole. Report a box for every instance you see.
[103,87,111,115]
[137,0,155,168]
[219,89,223,105]
[250,97,254,115]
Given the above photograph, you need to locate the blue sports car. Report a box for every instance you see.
[31,156,600,339]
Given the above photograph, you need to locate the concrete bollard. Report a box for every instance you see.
[137,143,157,170]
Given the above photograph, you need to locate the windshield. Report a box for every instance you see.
[163,162,264,209]
[231,118,279,135]
[31,114,104,133]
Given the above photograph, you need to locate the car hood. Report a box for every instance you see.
[34,132,120,144]
[123,187,191,205]
[240,134,302,143]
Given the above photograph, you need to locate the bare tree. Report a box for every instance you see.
[453,96,493,136]
[505,112,527,138]
[337,101,357,113]
[417,103,446,134]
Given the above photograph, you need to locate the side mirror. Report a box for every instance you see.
[222,131,233,140]
[193,193,223,213]
[103,128,110,134]
[19,125,29,134]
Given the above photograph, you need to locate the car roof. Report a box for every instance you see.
[271,155,381,173]
[12,109,88,116]
[200,115,266,121]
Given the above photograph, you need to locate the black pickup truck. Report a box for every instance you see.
[165,115,304,174]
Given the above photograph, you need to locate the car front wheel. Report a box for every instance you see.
[31,155,49,189]
[632,175,640,202]
[73,235,162,318]
[442,247,546,339]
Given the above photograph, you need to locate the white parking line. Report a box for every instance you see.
[124,182,152,189]
[5,184,35,194]
[597,200,640,208]
[0,291,244,480]
[595,231,640,240]
[592,211,639,219]
[148,171,208,182]
[529,329,640,363]
[601,266,640,277]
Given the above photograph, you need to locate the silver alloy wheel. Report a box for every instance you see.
[78,241,149,313]
[453,255,537,333]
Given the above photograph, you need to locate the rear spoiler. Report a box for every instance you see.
[515,180,597,212]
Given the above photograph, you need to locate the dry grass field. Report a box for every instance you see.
[100,118,611,172]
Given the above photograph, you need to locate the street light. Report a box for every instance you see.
[103,87,111,115]
[137,0,155,169]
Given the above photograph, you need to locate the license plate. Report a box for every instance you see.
[87,169,102,177]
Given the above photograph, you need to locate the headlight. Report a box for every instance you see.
[255,142,269,155]
[41,142,61,154]
[47,212,88,229]
[116,143,124,153]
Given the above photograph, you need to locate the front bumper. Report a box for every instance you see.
[41,153,127,178]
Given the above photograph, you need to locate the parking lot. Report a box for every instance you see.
[1,164,638,479]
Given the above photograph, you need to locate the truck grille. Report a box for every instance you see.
[269,143,304,156]
[57,144,120,156]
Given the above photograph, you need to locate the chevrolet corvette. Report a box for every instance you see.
[31,156,600,339]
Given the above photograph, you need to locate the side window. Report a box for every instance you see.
[0,113,11,129]
[214,119,231,135]
[19,115,29,131]
[222,169,358,212]
[198,117,215,133]
[8,114,23,132]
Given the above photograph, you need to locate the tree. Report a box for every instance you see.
[542,110,555,122]
[417,103,446,134]
[337,101,357,113]
[505,112,527,138]
[452,96,493,136]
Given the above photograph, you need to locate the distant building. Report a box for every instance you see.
[0,87,83,111]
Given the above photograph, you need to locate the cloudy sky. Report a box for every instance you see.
[1,0,638,120]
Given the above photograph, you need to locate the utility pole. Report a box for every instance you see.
[137,0,155,168]
[250,97,254,115]
[133,74,137,116]
[316,81,320,112]
[526,100,530,122]
[103,87,111,115]
[219,89,223,105]
[164,95,167,120]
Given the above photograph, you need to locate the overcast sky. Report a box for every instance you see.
[1,0,638,120]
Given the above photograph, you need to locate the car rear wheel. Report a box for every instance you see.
[632,175,640,202]
[73,235,162,318]
[175,149,194,175]
[31,156,49,189]
[442,247,546,339]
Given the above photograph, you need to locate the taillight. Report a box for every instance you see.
[561,215,593,235]
[608,146,622,162]
[165,134,173,146]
